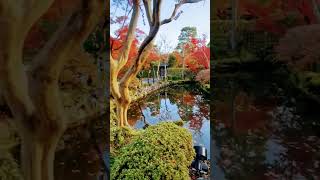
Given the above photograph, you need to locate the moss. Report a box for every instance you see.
[110,101,140,156]
[111,122,195,180]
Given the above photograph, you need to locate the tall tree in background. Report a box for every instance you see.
[0,0,105,180]
[176,26,198,51]
[230,0,238,50]
[110,0,204,127]
[176,26,198,79]
[185,36,210,72]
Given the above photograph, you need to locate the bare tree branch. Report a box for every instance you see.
[143,0,153,26]
[120,0,162,85]
[117,0,140,68]
[161,0,204,25]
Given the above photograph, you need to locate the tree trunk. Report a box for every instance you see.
[147,71,151,85]
[230,0,237,50]
[164,63,167,82]
[117,103,130,127]
[152,68,155,84]
[157,60,161,80]
[182,49,185,80]
[115,85,131,127]
[20,129,63,180]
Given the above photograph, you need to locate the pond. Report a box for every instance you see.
[0,116,108,180]
[127,84,211,158]
[213,72,320,180]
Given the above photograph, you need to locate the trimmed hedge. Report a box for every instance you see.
[167,68,194,80]
[111,122,195,180]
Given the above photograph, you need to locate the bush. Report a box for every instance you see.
[195,69,210,84]
[111,122,195,180]
[168,54,178,68]
[275,24,320,71]
[167,68,194,80]
[168,75,181,81]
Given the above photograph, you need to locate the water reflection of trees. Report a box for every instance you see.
[166,86,210,131]
[213,73,320,179]
[129,85,210,133]
[213,87,269,179]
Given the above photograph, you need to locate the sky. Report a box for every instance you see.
[110,0,210,52]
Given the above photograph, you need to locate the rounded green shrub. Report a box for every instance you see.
[111,122,195,180]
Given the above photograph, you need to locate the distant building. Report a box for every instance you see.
[159,63,169,78]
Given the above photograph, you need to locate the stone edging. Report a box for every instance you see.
[132,80,193,102]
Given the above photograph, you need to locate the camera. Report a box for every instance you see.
[190,146,209,179]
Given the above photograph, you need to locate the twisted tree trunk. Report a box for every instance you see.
[0,0,105,179]
[110,0,205,127]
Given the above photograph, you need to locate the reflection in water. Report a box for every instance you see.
[0,117,108,180]
[128,85,211,157]
[213,73,320,180]
[54,122,109,180]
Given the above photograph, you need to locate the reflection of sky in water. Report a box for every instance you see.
[183,116,210,157]
[134,98,181,128]
[131,91,210,159]
[264,137,287,165]
[212,139,226,180]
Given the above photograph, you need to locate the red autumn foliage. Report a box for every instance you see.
[215,0,319,34]
[143,48,161,69]
[275,24,320,71]
[183,36,210,72]
[110,26,147,69]
[183,94,195,106]
[240,0,319,34]
[189,114,203,131]
[171,51,183,66]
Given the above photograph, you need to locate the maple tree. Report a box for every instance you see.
[184,36,210,73]
[214,0,320,34]
[240,0,320,34]
[176,27,198,52]
[110,0,205,127]
[275,24,320,71]
[172,51,183,66]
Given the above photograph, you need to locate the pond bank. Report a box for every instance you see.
[132,80,195,102]
[214,59,320,106]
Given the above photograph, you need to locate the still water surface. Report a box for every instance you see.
[213,73,320,180]
[128,84,211,158]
